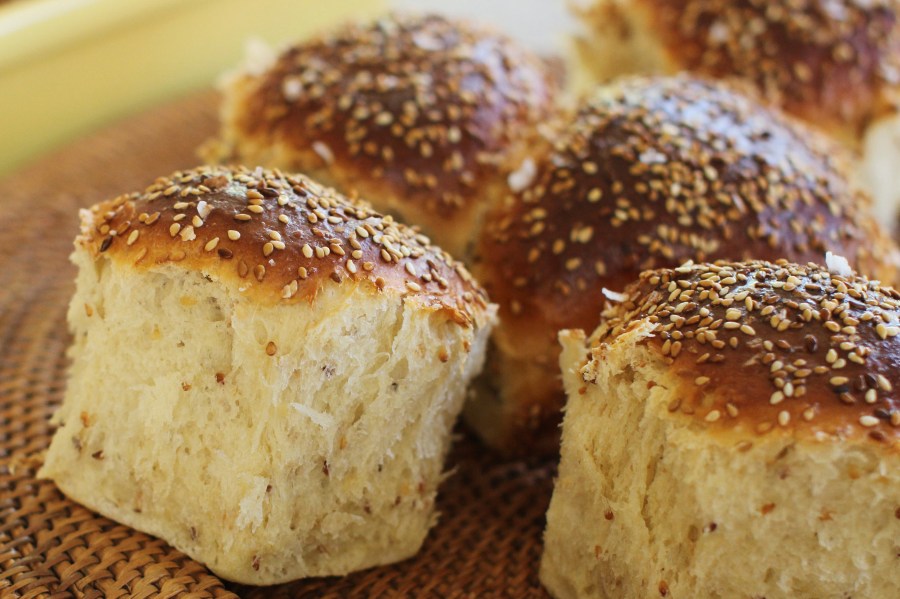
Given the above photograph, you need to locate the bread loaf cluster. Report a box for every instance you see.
[572,0,900,226]
[41,8,900,594]
[573,0,900,145]
[468,75,897,455]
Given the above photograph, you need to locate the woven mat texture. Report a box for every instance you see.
[0,91,555,598]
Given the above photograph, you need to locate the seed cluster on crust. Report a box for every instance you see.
[590,259,900,442]
[480,76,891,336]
[79,165,489,326]
[634,0,900,136]
[231,13,557,216]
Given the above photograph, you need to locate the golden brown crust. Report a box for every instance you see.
[472,75,898,453]
[78,165,490,327]
[222,13,558,224]
[480,76,895,342]
[624,0,900,141]
[590,260,900,443]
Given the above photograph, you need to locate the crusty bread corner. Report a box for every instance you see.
[542,325,900,599]
[40,239,495,584]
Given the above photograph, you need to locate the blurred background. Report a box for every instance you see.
[0,0,575,177]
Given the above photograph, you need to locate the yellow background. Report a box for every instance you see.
[0,0,384,176]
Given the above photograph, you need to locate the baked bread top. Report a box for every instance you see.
[586,259,900,443]
[222,13,558,221]
[585,0,900,140]
[478,76,896,341]
[78,164,490,327]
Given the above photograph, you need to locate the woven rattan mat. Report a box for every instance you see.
[0,91,555,598]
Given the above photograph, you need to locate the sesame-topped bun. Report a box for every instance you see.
[204,13,559,259]
[78,164,488,323]
[572,0,900,226]
[590,260,900,440]
[40,164,496,584]
[467,75,898,455]
[542,259,900,598]
[572,0,900,145]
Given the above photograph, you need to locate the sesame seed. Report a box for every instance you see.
[865,389,877,404]
[126,230,140,246]
[204,237,219,251]
[778,411,790,427]
[282,280,299,299]
[179,226,195,242]
[227,230,241,241]
[859,415,880,428]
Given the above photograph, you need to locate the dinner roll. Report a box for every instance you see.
[39,165,495,585]
[543,259,900,599]
[468,75,898,455]
[573,0,900,144]
[572,0,900,224]
[204,13,559,258]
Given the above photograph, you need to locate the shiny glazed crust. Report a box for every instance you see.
[210,13,559,256]
[578,0,900,142]
[588,259,900,443]
[471,75,899,454]
[78,164,491,328]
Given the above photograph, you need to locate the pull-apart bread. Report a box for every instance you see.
[468,75,897,455]
[544,259,900,599]
[204,13,559,258]
[572,0,900,224]
[40,164,495,585]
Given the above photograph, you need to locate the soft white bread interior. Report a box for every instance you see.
[40,165,495,585]
[861,111,900,226]
[542,260,900,599]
